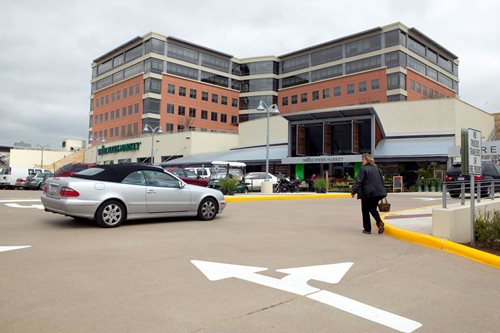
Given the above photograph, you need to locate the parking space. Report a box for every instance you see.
[1,191,499,332]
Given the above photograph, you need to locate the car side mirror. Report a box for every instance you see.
[178,181,185,189]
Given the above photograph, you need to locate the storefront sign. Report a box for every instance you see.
[98,142,141,156]
[282,155,362,164]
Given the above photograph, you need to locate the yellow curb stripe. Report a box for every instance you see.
[442,240,500,268]
[381,210,500,269]
[224,193,351,202]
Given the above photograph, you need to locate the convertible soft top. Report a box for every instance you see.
[70,164,164,183]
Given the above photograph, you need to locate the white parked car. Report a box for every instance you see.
[244,172,278,191]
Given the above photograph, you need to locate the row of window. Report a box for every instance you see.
[93,122,140,140]
[409,80,449,99]
[166,83,238,107]
[281,79,381,106]
[91,103,141,127]
[165,103,238,124]
[93,84,140,109]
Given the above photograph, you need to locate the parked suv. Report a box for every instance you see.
[445,161,500,198]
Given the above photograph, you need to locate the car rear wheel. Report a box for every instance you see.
[197,197,218,221]
[95,200,125,228]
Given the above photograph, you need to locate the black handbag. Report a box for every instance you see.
[378,197,391,212]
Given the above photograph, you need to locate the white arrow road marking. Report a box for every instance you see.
[0,246,31,253]
[413,198,440,201]
[308,290,421,333]
[0,199,41,203]
[192,260,422,332]
[4,203,44,210]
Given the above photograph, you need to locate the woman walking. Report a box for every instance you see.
[351,153,387,234]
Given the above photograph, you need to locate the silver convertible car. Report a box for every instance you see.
[41,164,226,228]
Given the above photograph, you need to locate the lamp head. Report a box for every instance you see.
[143,125,150,132]
[157,127,163,134]
[269,104,280,115]
[257,100,266,111]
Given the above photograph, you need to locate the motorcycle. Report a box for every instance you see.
[274,176,301,193]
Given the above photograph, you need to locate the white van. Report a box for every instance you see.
[0,166,52,189]
[185,167,212,179]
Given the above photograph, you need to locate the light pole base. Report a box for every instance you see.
[261,181,273,194]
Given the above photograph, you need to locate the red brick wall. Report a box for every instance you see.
[161,74,240,133]
[92,75,144,145]
[406,69,456,100]
[278,68,388,114]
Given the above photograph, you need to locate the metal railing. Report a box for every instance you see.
[442,179,500,208]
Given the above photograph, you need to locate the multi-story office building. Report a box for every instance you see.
[89,22,459,146]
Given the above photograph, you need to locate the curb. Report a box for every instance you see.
[224,193,351,202]
[381,212,500,269]
[224,194,499,269]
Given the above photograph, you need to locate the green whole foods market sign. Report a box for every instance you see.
[98,142,141,156]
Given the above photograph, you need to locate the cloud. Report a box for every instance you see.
[1,0,499,148]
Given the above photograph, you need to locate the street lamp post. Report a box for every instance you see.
[36,144,49,168]
[89,135,106,164]
[256,100,280,193]
[143,124,162,164]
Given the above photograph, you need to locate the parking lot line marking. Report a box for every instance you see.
[0,246,31,253]
[0,199,41,203]
[4,203,44,210]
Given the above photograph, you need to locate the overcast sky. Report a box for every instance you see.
[1,0,499,149]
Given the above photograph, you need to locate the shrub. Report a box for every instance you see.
[219,177,239,194]
[475,209,500,249]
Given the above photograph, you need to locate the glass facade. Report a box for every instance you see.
[239,78,278,92]
[311,45,343,66]
[239,95,277,110]
[201,53,230,72]
[282,73,309,88]
[200,71,229,88]
[167,62,198,80]
[311,65,342,82]
[345,34,381,58]
[281,54,309,74]
[167,44,199,64]
[232,61,278,76]
[345,55,381,75]
[143,98,161,114]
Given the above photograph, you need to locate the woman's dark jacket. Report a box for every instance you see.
[351,165,387,200]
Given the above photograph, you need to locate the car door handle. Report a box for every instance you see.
[147,189,156,194]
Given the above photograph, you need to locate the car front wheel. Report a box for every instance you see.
[197,197,218,221]
[95,200,125,228]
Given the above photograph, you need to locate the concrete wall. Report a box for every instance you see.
[374,98,494,145]
[237,116,289,148]
[84,130,239,164]
[9,149,73,169]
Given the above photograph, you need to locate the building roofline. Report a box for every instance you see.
[93,36,143,64]
[279,27,382,59]
[167,36,233,58]
[408,27,458,60]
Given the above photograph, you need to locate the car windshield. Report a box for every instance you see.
[184,169,198,178]
[210,168,243,180]
[75,167,105,176]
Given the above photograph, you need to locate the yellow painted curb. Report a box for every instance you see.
[224,193,351,202]
[442,240,500,268]
[381,211,500,269]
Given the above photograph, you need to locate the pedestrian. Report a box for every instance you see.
[351,153,386,234]
[309,173,316,191]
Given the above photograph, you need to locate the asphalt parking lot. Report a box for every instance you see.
[1,190,499,333]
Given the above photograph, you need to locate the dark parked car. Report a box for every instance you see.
[54,163,96,177]
[445,161,500,198]
[164,168,210,187]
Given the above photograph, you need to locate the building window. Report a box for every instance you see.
[190,89,196,99]
[122,107,126,117]
[334,86,341,97]
[416,82,421,94]
[211,112,218,121]
[212,94,218,103]
[221,96,227,105]
[134,103,139,114]
[116,90,121,100]
[410,80,415,91]
[347,84,355,95]
[359,81,367,92]
[179,87,186,97]
[232,98,238,107]
[104,112,108,121]
[323,88,330,99]
[111,92,115,102]
[371,79,380,90]
[105,95,109,104]
[115,109,119,118]
[135,84,140,95]
[387,73,406,90]
[177,124,185,131]
[301,93,308,103]
[291,95,298,104]
[201,110,208,119]
[123,88,128,98]
[167,104,174,114]
[312,90,319,101]
[129,86,133,97]
[282,96,289,106]
[128,105,133,115]
[189,107,196,117]
[166,123,174,132]
[221,114,227,123]
[178,106,185,116]
[202,92,208,101]
[231,115,238,124]
[168,84,175,94]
